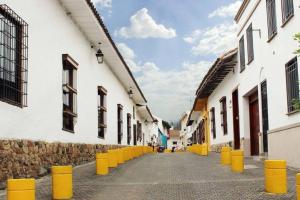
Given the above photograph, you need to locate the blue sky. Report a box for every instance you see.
[92,0,242,122]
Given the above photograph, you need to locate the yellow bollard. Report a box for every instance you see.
[196,144,201,155]
[7,179,35,200]
[296,173,300,200]
[202,143,208,156]
[264,160,287,194]
[52,166,73,199]
[231,150,244,173]
[117,149,125,164]
[108,150,118,168]
[221,146,231,165]
[96,153,109,175]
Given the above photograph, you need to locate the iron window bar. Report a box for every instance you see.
[0,4,28,107]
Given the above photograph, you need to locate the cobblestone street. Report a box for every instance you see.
[0,152,297,200]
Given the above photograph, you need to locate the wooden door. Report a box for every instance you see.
[232,89,240,149]
[249,92,260,156]
[133,124,137,146]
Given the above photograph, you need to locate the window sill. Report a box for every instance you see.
[281,14,294,28]
[98,136,105,139]
[286,110,299,116]
[247,58,254,65]
[62,128,75,134]
[267,32,277,43]
[240,67,245,73]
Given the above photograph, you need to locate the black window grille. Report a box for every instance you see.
[281,0,294,23]
[117,104,123,144]
[98,86,107,138]
[239,36,245,72]
[266,0,277,39]
[220,97,228,135]
[0,5,28,107]
[285,57,299,113]
[246,24,254,63]
[210,107,216,139]
[127,113,131,145]
[62,54,78,132]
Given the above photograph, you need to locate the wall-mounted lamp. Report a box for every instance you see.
[144,120,149,125]
[96,49,104,64]
[128,87,134,99]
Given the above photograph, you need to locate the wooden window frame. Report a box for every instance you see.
[220,97,228,135]
[246,23,254,64]
[62,54,78,133]
[117,104,123,144]
[266,0,277,41]
[281,0,294,26]
[137,120,142,142]
[210,107,216,139]
[98,86,107,139]
[285,57,299,114]
[239,36,246,72]
[127,113,132,145]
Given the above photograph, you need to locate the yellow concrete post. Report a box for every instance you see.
[108,150,118,168]
[117,149,124,164]
[196,144,202,155]
[264,160,287,194]
[201,143,208,156]
[296,173,300,200]
[52,166,73,199]
[96,153,109,175]
[231,150,244,173]
[221,146,231,165]
[7,179,35,200]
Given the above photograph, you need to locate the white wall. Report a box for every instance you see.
[0,0,151,145]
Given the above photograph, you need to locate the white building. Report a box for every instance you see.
[0,0,155,146]
[187,0,300,168]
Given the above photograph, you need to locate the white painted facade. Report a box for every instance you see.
[192,0,300,167]
[0,0,155,146]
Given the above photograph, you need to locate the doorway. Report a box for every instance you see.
[133,124,137,146]
[249,91,260,156]
[232,89,240,149]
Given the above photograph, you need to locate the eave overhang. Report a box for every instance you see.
[195,48,238,99]
[59,0,147,105]
[137,105,155,122]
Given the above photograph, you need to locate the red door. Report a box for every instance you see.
[249,92,260,156]
[232,89,240,149]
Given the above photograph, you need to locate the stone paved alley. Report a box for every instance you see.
[0,152,297,200]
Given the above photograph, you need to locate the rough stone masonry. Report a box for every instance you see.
[0,139,122,189]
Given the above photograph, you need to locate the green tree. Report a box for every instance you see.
[294,33,300,111]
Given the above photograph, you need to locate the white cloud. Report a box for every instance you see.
[116,8,177,39]
[92,0,112,8]
[208,1,242,18]
[116,42,211,121]
[184,23,237,56]
[136,61,211,121]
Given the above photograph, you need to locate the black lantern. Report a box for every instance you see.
[128,88,134,99]
[96,49,104,64]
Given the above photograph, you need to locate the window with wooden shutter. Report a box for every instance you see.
[62,54,78,133]
[220,97,227,135]
[281,0,294,24]
[239,36,246,72]
[285,57,299,113]
[0,5,28,107]
[246,24,254,63]
[210,107,216,139]
[127,113,131,145]
[137,121,142,142]
[266,0,277,40]
[98,86,107,138]
[117,104,123,144]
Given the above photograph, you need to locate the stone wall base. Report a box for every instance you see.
[210,141,233,153]
[0,139,123,187]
